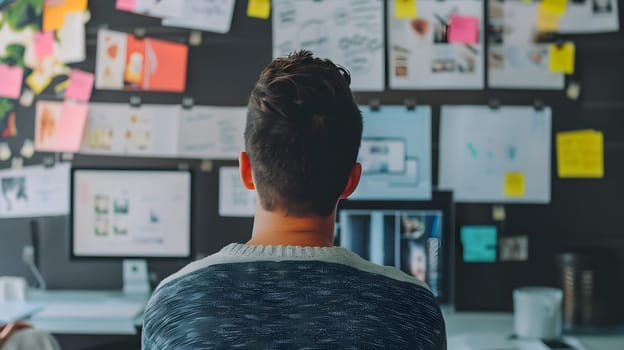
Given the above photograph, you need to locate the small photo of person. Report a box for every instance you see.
[401,240,427,282]
[401,214,426,239]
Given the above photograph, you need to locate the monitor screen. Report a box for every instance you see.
[338,198,452,300]
[71,168,192,258]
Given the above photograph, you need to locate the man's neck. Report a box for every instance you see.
[246,206,336,247]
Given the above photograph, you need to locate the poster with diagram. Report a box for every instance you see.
[439,105,551,203]
[80,103,179,157]
[272,0,385,92]
[388,0,484,90]
[556,0,619,33]
[351,106,432,200]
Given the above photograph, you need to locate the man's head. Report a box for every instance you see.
[242,50,362,217]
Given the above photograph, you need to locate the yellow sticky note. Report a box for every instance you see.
[549,42,575,74]
[247,0,271,19]
[504,172,525,197]
[539,0,567,16]
[557,130,604,178]
[395,0,417,19]
[537,8,560,32]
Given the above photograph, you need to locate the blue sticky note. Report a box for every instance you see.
[461,226,497,263]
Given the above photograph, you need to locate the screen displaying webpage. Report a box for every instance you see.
[72,169,191,258]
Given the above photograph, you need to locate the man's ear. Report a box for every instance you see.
[239,152,255,190]
[339,162,362,199]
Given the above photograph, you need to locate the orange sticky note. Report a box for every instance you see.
[142,38,188,92]
[504,172,525,197]
[247,0,270,19]
[549,42,575,74]
[56,101,88,152]
[395,0,417,19]
[43,3,67,31]
[43,0,88,31]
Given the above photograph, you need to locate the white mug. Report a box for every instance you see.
[0,276,27,302]
[513,287,563,339]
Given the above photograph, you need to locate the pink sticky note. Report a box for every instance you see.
[0,64,24,99]
[65,69,95,102]
[116,0,136,11]
[35,32,55,58]
[448,16,479,44]
[56,101,88,152]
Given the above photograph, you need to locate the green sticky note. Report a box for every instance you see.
[461,226,497,263]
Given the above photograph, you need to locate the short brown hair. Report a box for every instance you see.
[245,50,362,217]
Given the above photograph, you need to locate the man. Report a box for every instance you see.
[142,50,446,349]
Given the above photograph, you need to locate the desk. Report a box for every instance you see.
[23,290,148,335]
[443,309,624,350]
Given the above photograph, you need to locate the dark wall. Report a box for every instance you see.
[1,0,623,313]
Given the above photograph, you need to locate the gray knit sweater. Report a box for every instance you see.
[142,243,446,349]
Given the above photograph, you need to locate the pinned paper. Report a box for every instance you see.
[537,9,560,32]
[34,32,55,58]
[2,112,17,138]
[539,0,567,16]
[556,130,603,178]
[395,0,417,19]
[56,101,88,152]
[65,69,94,102]
[504,172,526,197]
[500,235,529,262]
[549,42,575,74]
[461,226,497,263]
[19,89,35,108]
[115,0,135,11]
[247,0,270,19]
[0,64,24,99]
[448,16,479,44]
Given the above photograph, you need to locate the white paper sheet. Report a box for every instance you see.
[272,0,385,92]
[57,11,86,63]
[487,1,564,89]
[219,167,256,218]
[388,0,484,90]
[439,105,551,203]
[558,0,619,34]
[351,106,432,200]
[80,103,179,157]
[177,106,246,160]
[162,0,236,34]
[0,163,70,218]
[133,0,185,18]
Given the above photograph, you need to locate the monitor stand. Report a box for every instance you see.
[122,259,151,296]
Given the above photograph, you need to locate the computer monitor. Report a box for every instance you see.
[70,168,192,259]
[337,191,454,303]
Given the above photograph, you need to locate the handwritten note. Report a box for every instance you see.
[549,42,575,74]
[0,64,23,99]
[539,0,567,16]
[34,32,55,58]
[504,172,526,197]
[247,0,270,19]
[65,69,94,102]
[557,130,604,178]
[56,101,88,152]
[448,15,479,44]
[162,0,236,34]
[461,226,497,263]
[115,0,136,11]
[395,0,417,19]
